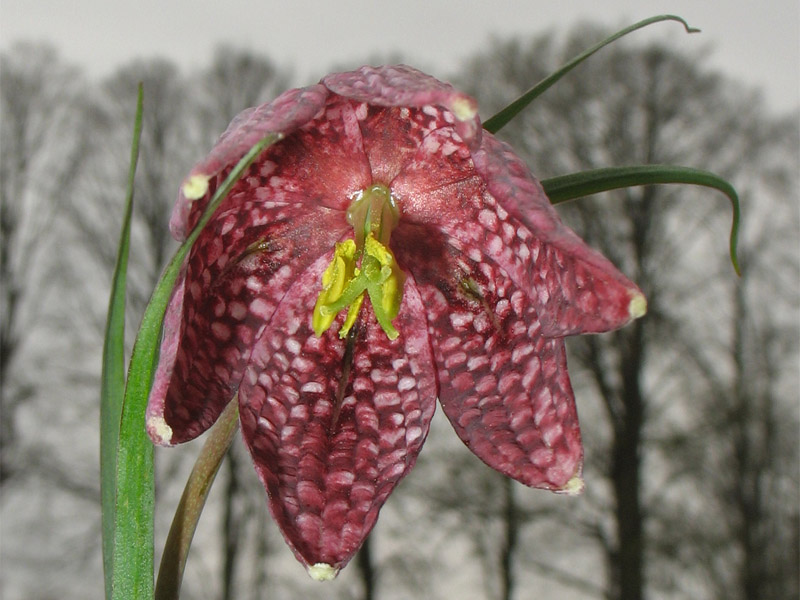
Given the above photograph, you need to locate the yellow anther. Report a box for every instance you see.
[338,294,365,339]
[361,234,404,339]
[380,262,405,319]
[364,234,394,266]
[313,240,357,336]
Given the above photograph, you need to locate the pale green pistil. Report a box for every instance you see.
[347,183,399,247]
[313,185,405,340]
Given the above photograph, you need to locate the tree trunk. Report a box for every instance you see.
[499,477,519,600]
[609,320,646,600]
[356,533,376,600]
[222,451,242,600]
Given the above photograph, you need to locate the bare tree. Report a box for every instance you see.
[0,44,110,600]
[0,43,90,485]
[659,132,800,600]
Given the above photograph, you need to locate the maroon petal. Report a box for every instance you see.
[472,134,646,337]
[392,126,643,339]
[170,83,330,239]
[238,255,436,575]
[323,65,481,150]
[253,97,371,211]
[146,204,348,445]
[354,105,435,184]
[395,225,582,491]
[430,288,583,492]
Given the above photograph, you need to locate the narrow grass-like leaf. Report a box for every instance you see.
[101,84,143,600]
[111,132,281,600]
[155,399,240,600]
[482,15,699,134]
[541,164,740,275]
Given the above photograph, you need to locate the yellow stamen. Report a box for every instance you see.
[313,234,404,340]
[313,184,405,340]
[312,240,357,337]
[338,294,365,339]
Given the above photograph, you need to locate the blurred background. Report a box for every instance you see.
[1,2,798,599]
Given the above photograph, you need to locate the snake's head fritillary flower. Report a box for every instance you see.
[145,65,645,579]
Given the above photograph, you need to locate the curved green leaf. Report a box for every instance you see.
[482,15,699,134]
[541,165,741,275]
[101,84,143,600]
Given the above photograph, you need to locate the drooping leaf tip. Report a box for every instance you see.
[482,15,702,135]
[728,195,742,277]
[659,14,701,34]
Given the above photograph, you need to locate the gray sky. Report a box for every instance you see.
[3,0,798,113]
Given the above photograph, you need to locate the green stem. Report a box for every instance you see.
[155,399,240,600]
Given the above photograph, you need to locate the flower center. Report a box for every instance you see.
[313,184,405,340]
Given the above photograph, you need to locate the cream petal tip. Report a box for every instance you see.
[307,563,339,581]
[147,416,173,445]
[182,174,210,200]
[628,292,648,320]
[558,474,585,496]
[450,96,478,121]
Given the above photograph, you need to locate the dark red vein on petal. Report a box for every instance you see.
[331,321,359,433]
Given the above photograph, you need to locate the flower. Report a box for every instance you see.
[145,65,645,579]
